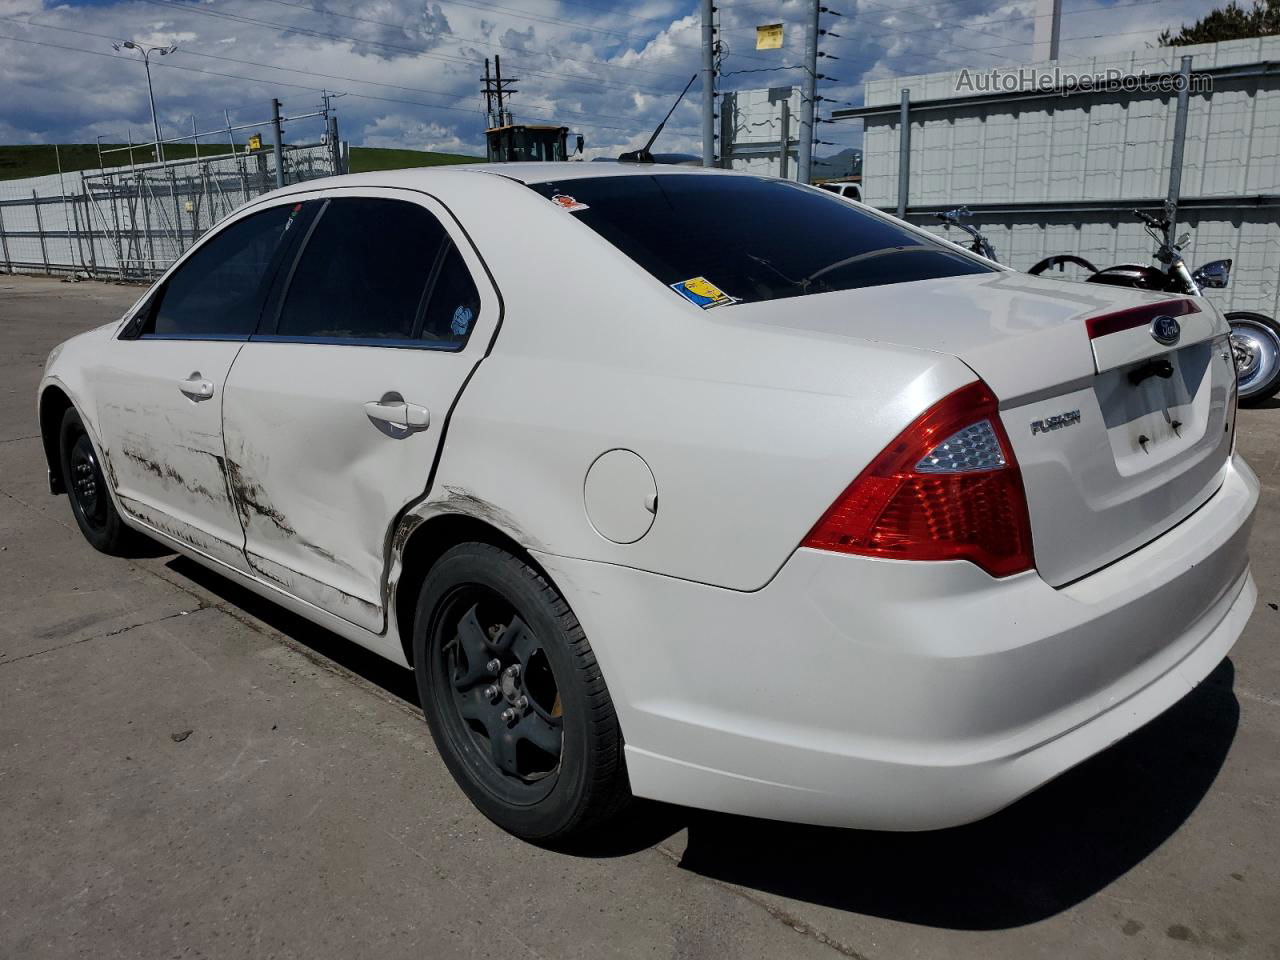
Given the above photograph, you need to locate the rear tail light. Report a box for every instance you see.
[801,380,1035,577]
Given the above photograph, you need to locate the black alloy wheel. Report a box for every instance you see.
[58,407,136,555]
[414,542,630,842]
[438,585,564,802]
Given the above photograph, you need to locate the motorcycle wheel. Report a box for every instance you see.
[1227,311,1280,405]
[1026,254,1098,276]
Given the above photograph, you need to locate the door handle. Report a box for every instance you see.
[364,397,430,433]
[179,373,215,401]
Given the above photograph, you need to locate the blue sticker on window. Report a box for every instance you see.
[451,305,474,336]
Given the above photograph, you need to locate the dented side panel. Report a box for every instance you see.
[221,341,482,634]
[213,185,501,636]
[94,339,251,571]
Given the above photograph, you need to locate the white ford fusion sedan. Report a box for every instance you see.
[39,164,1257,842]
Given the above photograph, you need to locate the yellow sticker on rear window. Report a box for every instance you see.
[670,276,738,309]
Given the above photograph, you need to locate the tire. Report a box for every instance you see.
[1227,311,1280,405]
[58,407,138,555]
[1026,253,1098,276]
[413,542,630,842]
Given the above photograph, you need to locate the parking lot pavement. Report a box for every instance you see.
[2,273,1278,960]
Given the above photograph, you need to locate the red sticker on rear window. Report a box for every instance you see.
[550,194,589,213]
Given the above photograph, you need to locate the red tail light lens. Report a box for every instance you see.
[801,380,1035,577]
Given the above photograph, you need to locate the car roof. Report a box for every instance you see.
[285,162,749,193]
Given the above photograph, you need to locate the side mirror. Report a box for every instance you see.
[1192,258,1232,289]
[575,134,585,155]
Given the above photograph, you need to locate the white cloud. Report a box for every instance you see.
[0,0,1230,162]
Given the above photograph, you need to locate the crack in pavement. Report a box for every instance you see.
[651,843,875,960]
[0,434,41,444]
[4,485,872,958]
[0,485,75,533]
[0,606,208,667]
[1238,685,1280,710]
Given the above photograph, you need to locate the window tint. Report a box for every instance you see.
[150,203,300,337]
[528,175,992,305]
[421,245,482,346]
[275,197,476,347]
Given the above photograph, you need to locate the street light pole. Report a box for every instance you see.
[113,40,178,163]
[141,51,163,162]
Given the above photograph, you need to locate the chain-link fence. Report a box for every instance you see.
[0,143,336,281]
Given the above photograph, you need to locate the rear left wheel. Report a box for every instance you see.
[413,542,630,842]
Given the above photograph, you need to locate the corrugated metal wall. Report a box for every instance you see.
[721,86,801,180]
[858,36,1280,316]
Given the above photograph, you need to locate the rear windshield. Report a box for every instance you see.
[528,174,993,307]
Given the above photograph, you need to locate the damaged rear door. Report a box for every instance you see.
[220,190,495,633]
[95,200,308,567]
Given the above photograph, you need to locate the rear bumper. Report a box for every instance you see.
[535,454,1259,830]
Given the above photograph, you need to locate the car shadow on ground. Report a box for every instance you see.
[673,658,1239,930]
[164,555,420,706]
[162,552,1239,927]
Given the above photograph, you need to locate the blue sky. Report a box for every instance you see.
[0,0,1218,158]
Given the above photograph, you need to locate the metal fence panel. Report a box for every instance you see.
[850,35,1280,316]
[0,143,334,280]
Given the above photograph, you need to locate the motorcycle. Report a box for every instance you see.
[1028,209,1280,404]
[935,207,998,262]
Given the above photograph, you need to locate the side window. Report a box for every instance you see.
[421,245,482,346]
[275,197,478,347]
[148,203,300,337]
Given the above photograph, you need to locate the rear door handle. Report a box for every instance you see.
[179,373,215,401]
[364,397,430,433]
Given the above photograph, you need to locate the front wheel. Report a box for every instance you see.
[413,542,630,842]
[58,407,139,555]
[1227,311,1280,405]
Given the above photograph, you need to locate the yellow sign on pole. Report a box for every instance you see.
[756,23,783,50]
[248,134,262,151]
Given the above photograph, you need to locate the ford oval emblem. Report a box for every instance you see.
[1151,315,1181,346]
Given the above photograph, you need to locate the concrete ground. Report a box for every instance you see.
[1,272,1278,960]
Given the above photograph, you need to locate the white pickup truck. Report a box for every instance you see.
[818,180,862,202]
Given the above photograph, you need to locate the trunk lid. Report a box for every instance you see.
[738,271,1235,586]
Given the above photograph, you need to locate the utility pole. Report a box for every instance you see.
[797,0,820,184]
[701,0,715,167]
[1164,55,1193,249]
[482,57,518,128]
[496,55,507,126]
[496,55,515,126]
[329,114,342,174]
[321,90,345,175]
[270,98,285,189]
[1032,0,1063,61]
[483,58,495,127]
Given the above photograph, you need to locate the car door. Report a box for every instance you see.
[220,190,495,633]
[95,200,309,569]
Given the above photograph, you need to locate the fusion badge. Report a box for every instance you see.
[1030,409,1082,435]
[1150,314,1181,346]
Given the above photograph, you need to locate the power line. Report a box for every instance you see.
[254,0,695,83]
[723,0,1180,62]
[0,32,693,137]
[0,13,664,131]
[138,0,684,97]
[419,0,785,69]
